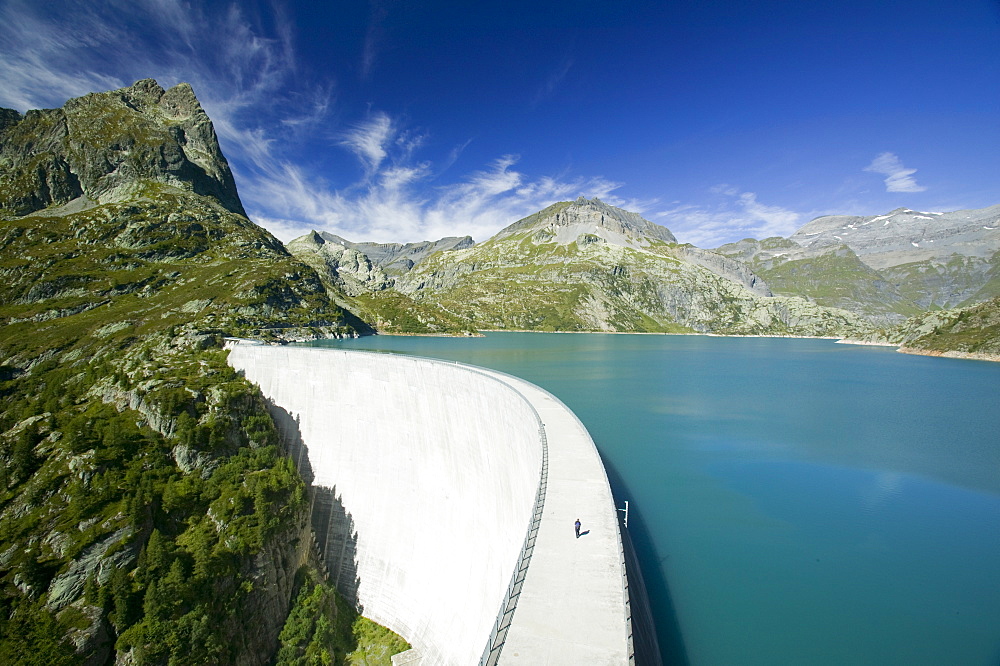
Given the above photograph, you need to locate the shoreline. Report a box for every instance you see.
[321,330,1000,364]
[897,346,1000,363]
[834,338,898,347]
[373,330,483,338]
[473,328,842,340]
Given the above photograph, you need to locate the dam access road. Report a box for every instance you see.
[227,342,631,665]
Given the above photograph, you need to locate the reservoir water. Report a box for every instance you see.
[304,333,1000,665]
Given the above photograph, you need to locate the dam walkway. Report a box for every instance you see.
[476,368,631,665]
[227,343,630,665]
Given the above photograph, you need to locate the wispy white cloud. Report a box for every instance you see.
[238,136,626,244]
[531,56,574,107]
[361,0,390,80]
[654,187,805,247]
[0,0,697,248]
[339,113,394,176]
[864,152,927,193]
[0,0,126,110]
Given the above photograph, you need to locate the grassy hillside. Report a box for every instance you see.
[892,296,1000,359]
[0,188,404,663]
[398,222,871,337]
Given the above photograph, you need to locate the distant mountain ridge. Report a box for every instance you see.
[294,198,870,335]
[717,204,1000,324]
[316,232,475,276]
[494,196,677,246]
[286,230,475,334]
[790,205,1000,268]
[293,199,1000,346]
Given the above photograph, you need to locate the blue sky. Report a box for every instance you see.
[2,0,998,246]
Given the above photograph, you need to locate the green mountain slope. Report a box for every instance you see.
[1,81,402,664]
[716,238,924,324]
[883,296,1000,360]
[286,231,476,335]
[392,198,871,336]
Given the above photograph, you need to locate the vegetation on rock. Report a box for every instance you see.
[878,295,1000,360]
[275,568,409,666]
[287,230,477,335]
[387,199,872,336]
[1,80,406,664]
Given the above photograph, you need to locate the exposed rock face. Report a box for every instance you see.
[287,231,392,295]
[0,78,246,217]
[387,198,865,335]
[46,528,138,611]
[790,205,1000,269]
[0,108,22,133]
[667,245,772,297]
[59,601,112,666]
[316,232,475,276]
[495,196,677,247]
[221,505,311,666]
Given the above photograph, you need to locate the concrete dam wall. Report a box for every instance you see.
[227,343,631,665]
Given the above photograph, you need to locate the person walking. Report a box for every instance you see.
[574,518,581,538]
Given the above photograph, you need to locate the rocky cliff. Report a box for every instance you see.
[0,78,245,218]
[287,230,477,334]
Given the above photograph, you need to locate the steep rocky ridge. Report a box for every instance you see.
[0,78,245,218]
[287,231,393,296]
[495,196,677,247]
[316,232,475,276]
[286,231,475,335]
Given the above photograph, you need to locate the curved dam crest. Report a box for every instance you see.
[226,342,631,665]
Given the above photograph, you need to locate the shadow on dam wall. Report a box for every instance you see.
[603,455,689,666]
[266,398,362,611]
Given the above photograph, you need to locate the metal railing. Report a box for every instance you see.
[617,500,636,664]
[478,425,549,666]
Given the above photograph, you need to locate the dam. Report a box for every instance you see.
[226,342,632,665]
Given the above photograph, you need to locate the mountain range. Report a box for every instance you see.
[1,78,997,664]
[290,198,1000,349]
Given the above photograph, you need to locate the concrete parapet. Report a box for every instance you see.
[227,343,630,665]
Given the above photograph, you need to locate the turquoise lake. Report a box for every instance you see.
[305,333,1000,665]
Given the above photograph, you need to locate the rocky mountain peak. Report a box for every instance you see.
[0,108,21,133]
[300,232,476,276]
[790,203,1000,269]
[0,78,245,217]
[496,197,677,248]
